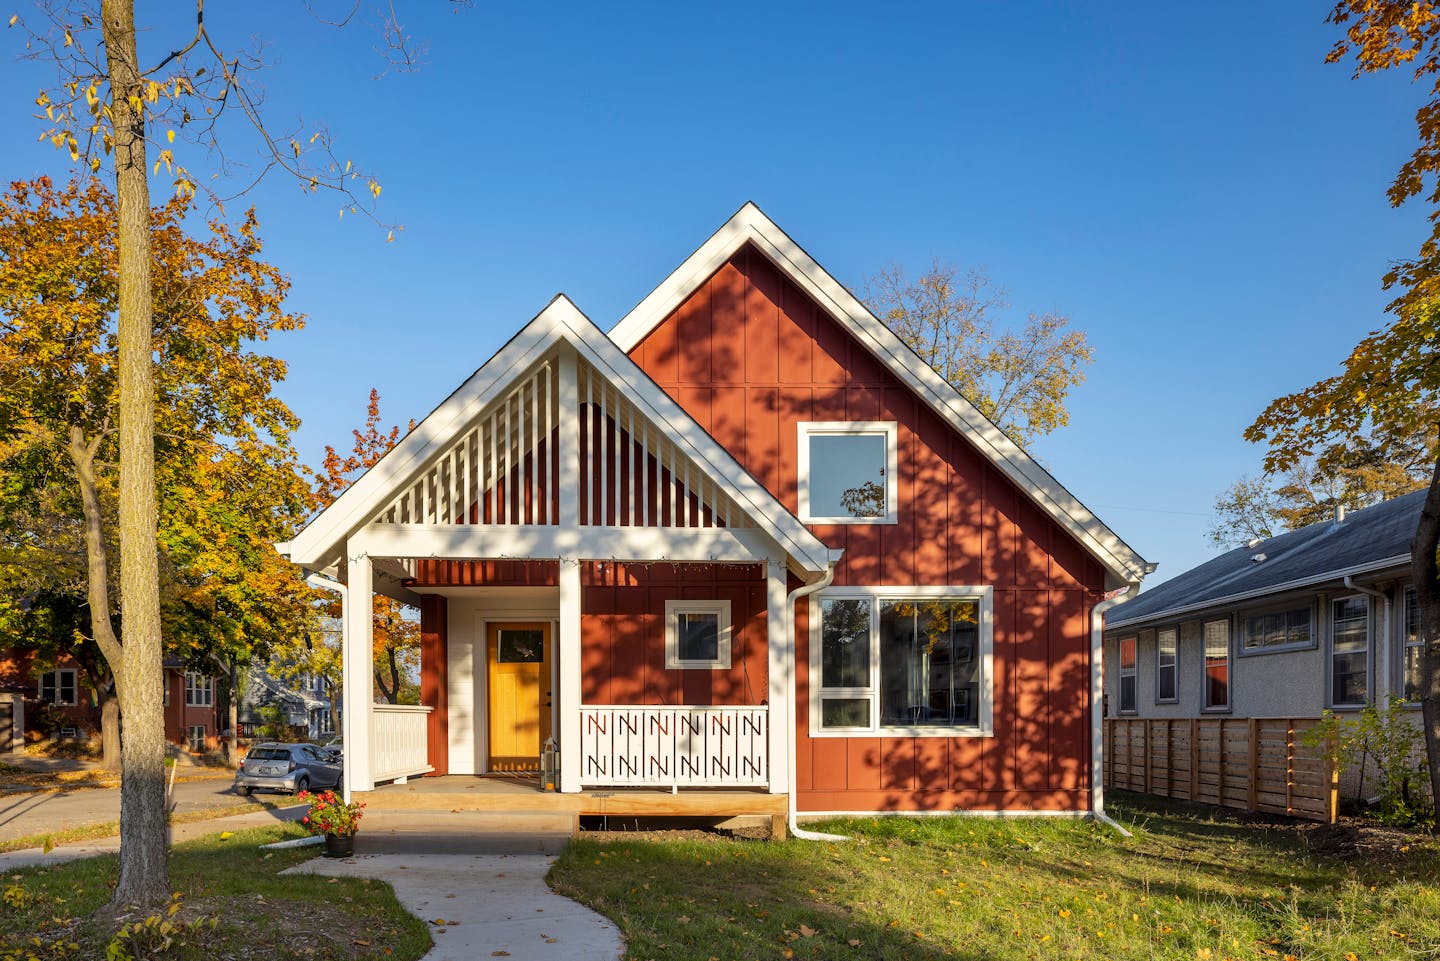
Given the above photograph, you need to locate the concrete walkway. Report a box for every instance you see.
[285,810,624,961]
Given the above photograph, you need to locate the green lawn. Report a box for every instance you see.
[0,825,431,960]
[548,797,1440,961]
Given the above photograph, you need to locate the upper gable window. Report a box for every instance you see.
[797,422,898,524]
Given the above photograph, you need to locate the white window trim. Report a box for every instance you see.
[1328,594,1370,709]
[39,668,78,706]
[809,585,994,738]
[1155,627,1178,704]
[796,421,899,525]
[1202,618,1231,712]
[664,599,732,670]
[1117,636,1138,715]
[185,672,213,707]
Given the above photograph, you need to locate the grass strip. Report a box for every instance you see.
[0,799,294,854]
[0,824,431,960]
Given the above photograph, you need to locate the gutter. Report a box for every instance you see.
[785,558,844,842]
[304,572,351,802]
[1091,583,1140,837]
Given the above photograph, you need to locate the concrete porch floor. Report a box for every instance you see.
[362,774,788,836]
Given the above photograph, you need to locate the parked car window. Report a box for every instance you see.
[248,748,290,761]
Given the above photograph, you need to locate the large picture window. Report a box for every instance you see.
[1404,587,1422,703]
[1156,627,1178,703]
[797,422,898,524]
[812,587,992,735]
[1330,596,1369,708]
[1117,637,1138,714]
[1203,619,1230,711]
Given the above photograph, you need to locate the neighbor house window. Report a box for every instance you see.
[187,725,206,753]
[39,669,77,706]
[1203,619,1230,710]
[185,672,213,707]
[797,422,898,524]
[813,587,992,735]
[1156,627,1178,703]
[1404,587,1422,703]
[1242,606,1313,652]
[1117,637,1138,714]
[1330,596,1369,708]
[665,600,732,669]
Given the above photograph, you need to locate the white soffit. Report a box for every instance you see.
[283,295,831,574]
[608,202,1153,588]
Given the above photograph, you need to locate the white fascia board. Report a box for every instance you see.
[285,301,573,567]
[1105,554,1413,631]
[556,304,830,573]
[351,523,774,563]
[609,203,1152,587]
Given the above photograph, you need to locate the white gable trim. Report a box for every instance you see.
[283,295,831,574]
[609,202,1152,587]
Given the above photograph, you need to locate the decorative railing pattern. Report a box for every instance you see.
[371,704,434,783]
[579,706,768,787]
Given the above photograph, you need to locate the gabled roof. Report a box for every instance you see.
[1106,489,1424,629]
[609,202,1153,590]
[282,295,833,574]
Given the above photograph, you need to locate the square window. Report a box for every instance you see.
[797,422,898,524]
[665,600,731,669]
[39,669,77,706]
[185,672,213,707]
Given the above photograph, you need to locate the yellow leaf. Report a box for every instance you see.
[385,230,394,243]
[63,28,72,46]
[8,14,17,27]
[219,831,234,840]
[167,129,175,143]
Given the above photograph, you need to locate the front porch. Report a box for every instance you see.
[361,772,789,837]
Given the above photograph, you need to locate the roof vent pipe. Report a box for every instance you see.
[1334,503,1346,524]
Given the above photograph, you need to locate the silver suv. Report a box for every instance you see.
[234,742,342,796]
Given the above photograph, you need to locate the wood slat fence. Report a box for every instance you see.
[1104,717,1338,823]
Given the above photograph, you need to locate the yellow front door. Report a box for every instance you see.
[487,621,551,771]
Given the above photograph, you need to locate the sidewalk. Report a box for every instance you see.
[0,804,307,870]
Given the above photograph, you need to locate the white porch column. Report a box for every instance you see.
[558,557,582,792]
[556,345,583,793]
[343,548,375,797]
[766,557,790,794]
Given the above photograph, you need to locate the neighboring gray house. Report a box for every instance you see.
[239,663,333,740]
[1103,489,1425,722]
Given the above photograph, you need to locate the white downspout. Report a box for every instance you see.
[786,560,843,842]
[305,572,351,802]
[1092,581,1141,837]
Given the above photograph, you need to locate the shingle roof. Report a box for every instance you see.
[1106,489,1425,628]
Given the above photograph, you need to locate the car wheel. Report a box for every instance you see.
[295,775,309,794]
[237,785,251,797]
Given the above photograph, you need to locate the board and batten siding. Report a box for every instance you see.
[628,243,1105,812]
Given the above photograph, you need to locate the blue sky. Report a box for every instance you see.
[1,2,1426,588]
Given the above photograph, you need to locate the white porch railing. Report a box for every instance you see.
[370,704,434,783]
[578,706,768,787]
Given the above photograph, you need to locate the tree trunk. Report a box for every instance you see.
[1411,449,1440,824]
[103,0,170,907]
[100,693,122,772]
[375,644,400,704]
[226,661,239,767]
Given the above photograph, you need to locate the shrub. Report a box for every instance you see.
[1303,698,1433,828]
[105,896,217,961]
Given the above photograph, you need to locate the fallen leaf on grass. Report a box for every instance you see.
[219,831,234,840]
[491,952,510,957]
[799,925,817,938]
[847,940,861,947]
[352,939,371,947]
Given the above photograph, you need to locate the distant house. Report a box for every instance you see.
[0,648,220,754]
[1103,490,1425,723]
[238,663,333,740]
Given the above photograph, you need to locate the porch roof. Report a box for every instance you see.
[279,295,833,578]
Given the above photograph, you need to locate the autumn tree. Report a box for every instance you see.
[314,389,419,706]
[861,262,1093,448]
[1208,419,1433,547]
[5,0,426,906]
[0,176,311,860]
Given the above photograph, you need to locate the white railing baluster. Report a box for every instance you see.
[576,706,768,788]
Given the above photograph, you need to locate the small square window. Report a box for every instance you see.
[797,422,898,524]
[665,600,732,669]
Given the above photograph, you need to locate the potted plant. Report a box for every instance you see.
[298,789,365,858]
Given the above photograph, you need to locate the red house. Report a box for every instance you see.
[280,205,1151,829]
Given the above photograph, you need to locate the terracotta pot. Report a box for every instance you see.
[323,833,355,858]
